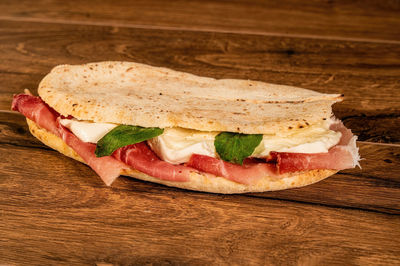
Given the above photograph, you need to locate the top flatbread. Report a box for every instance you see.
[38,61,342,134]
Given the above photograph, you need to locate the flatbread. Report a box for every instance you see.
[38,61,342,134]
[27,118,337,193]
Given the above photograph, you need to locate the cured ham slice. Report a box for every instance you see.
[187,155,277,185]
[268,120,360,174]
[12,94,60,137]
[268,147,353,174]
[56,119,128,185]
[188,120,359,180]
[113,143,192,182]
[12,94,128,185]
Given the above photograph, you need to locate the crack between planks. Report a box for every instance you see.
[110,180,400,216]
[336,171,400,187]
[0,142,52,151]
[1,113,400,148]
[0,15,399,45]
[0,110,20,114]
[341,113,400,120]
[357,141,400,147]
[242,194,400,216]
[0,70,39,76]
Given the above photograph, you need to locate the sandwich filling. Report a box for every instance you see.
[12,93,360,186]
[59,118,342,164]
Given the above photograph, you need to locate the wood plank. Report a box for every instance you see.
[1,111,399,215]
[1,143,399,265]
[0,21,399,143]
[1,0,399,42]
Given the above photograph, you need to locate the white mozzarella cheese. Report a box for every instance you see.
[60,119,118,143]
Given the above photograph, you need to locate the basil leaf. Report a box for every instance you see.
[95,125,164,157]
[214,132,262,165]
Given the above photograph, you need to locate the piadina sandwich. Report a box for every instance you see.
[12,61,360,193]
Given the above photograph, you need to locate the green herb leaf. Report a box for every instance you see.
[95,125,164,157]
[214,132,263,165]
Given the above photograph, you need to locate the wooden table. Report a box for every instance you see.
[1,1,399,264]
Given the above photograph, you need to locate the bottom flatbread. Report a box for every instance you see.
[27,118,337,193]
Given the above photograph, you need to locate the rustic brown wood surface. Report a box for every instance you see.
[1,0,399,42]
[1,20,399,143]
[1,1,399,265]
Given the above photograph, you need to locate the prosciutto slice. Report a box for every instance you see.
[113,143,193,182]
[268,120,360,174]
[12,94,60,136]
[187,155,277,185]
[12,94,128,185]
[56,119,128,185]
[187,119,359,182]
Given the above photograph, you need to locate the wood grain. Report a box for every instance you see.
[0,21,399,143]
[1,111,399,215]
[1,144,399,265]
[1,1,400,264]
[1,0,399,42]
[342,114,400,144]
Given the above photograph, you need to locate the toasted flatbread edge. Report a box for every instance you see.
[38,61,342,134]
[27,118,337,194]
